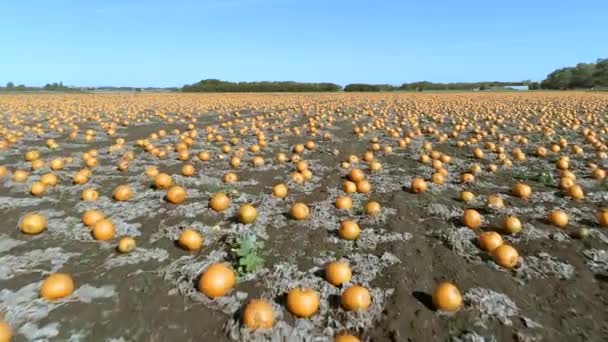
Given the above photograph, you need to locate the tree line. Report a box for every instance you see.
[0,82,178,93]
[344,81,528,92]
[0,81,81,92]
[540,58,608,89]
[181,79,534,92]
[181,79,342,92]
[4,58,606,93]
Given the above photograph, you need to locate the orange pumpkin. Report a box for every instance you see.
[341,285,371,311]
[198,263,236,298]
[286,288,320,318]
[462,209,482,229]
[432,282,462,312]
[243,299,275,330]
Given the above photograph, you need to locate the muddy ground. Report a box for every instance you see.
[1,93,608,341]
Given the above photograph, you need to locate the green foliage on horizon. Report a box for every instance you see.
[0,82,178,93]
[344,83,396,91]
[344,81,527,92]
[541,58,608,89]
[182,79,342,92]
[0,81,81,92]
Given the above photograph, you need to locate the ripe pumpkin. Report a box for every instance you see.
[286,288,320,318]
[567,184,584,200]
[296,160,308,172]
[460,191,474,203]
[431,172,445,185]
[166,186,187,204]
[290,202,310,220]
[117,237,136,253]
[348,168,365,182]
[92,219,116,241]
[81,188,99,201]
[275,153,287,163]
[0,166,8,179]
[548,210,568,228]
[198,151,211,161]
[182,164,196,176]
[432,282,462,312]
[154,173,173,189]
[40,173,58,186]
[0,321,11,342]
[338,220,361,240]
[335,196,353,210]
[251,156,265,167]
[83,210,105,227]
[334,334,360,342]
[556,158,569,170]
[272,183,288,198]
[30,181,46,196]
[592,168,606,180]
[341,285,371,311]
[462,209,482,229]
[19,213,47,235]
[410,177,427,193]
[503,216,522,234]
[243,299,275,330]
[31,159,45,170]
[487,194,505,208]
[50,158,64,170]
[301,169,314,181]
[492,244,519,268]
[599,209,608,227]
[325,261,352,286]
[146,166,160,178]
[25,150,40,161]
[343,180,357,194]
[209,193,231,212]
[238,204,258,224]
[364,201,381,216]
[113,185,134,201]
[369,161,382,172]
[12,170,29,182]
[224,172,238,183]
[73,170,89,184]
[40,273,75,300]
[198,263,236,298]
[512,183,531,199]
[355,179,372,193]
[559,177,575,190]
[178,229,203,251]
[478,231,503,252]
[291,171,305,184]
[561,170,576,180]
[461,173,475,183]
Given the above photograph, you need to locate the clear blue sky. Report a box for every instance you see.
[1,0,606,87]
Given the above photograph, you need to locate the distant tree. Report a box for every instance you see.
[541,67,574,89]
[570,63,595,88]
[528,82,540,90]
[182,79,342,92]
[593,59,608,87]
[540,58,608,89]
[6,82,14,89]
[344,84,382,92]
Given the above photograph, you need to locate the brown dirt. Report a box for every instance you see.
[1,92,607,341]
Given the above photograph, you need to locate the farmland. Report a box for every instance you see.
[1,92,607,341]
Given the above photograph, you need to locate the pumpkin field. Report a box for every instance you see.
[1,92,607,341]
